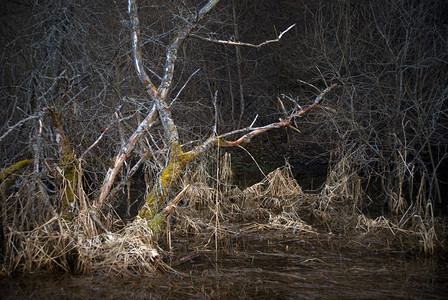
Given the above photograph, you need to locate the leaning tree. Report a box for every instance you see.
[92,0,337,236]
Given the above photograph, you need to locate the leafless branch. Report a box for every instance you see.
[190,24,296,48]
[169,68,201,107]
[80,124,112,161]
[165,184,190,213]
[96,105,158,207]
[0,114,39,143]
[212,90,219,135]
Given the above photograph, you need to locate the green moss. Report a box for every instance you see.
[60,162,77,216]
[48,108,77,217]
[146,212,166,238]
[0,159,33,183]
[58,144,77,216]
[2,174,18,192]
[138,143,199,234]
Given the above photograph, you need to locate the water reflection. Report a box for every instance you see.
[2,234,447,299]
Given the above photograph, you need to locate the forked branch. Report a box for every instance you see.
[96,0,221,208]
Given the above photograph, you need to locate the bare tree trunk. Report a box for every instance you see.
[233,5,245,128]
[96,0,222,210]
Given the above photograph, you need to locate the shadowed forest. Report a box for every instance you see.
[1,0,448,292]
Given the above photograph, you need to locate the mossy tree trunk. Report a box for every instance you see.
[48,108,78,219]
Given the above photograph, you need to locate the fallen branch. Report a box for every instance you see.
[215,83,338,147]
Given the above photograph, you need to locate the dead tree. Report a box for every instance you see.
[94,0,337,236]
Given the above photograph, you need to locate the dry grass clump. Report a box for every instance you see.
[349,213,443,255]
[318,162,443,254]
[180,183,217,212]
[77,217,159,276]
[172,161,315,238]
[321,157,363,211]
[2,208,160,276]
[237,165,306,220]
[265,210,315,234]
[243,164,302,201]
[2,211,160,276]
[3,216,77,274]
[238,166,316,234]
[1,174,77,275]
[176,156,440,249]
[2,152,445,277]
[175,155,445,255]
[1,169,160,276]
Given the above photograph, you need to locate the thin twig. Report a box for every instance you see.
[297,79,321,93]
[212,90,218,135]
[88,210,110,234]
[165,184,191,213]
[249,114,258,128]
[238,145,266,178]
[0,115,39,143]
[277,96,288,118]
[169,68,201,107]
[81,125,112,161]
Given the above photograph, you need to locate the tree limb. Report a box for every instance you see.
[214,83,338,147]
[0,114,39,143]
[190,24,296,48]
[96,106,158,207]
[129,0,158,98]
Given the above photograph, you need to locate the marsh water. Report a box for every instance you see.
[2,162,447,299]
[1,231,447,299]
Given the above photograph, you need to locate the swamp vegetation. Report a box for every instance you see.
[0,0,447,297]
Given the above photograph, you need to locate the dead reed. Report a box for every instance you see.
[1,153,445,276]
[1,166,160,276]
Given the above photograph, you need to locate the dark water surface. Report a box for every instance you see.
[1,233,447,299]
